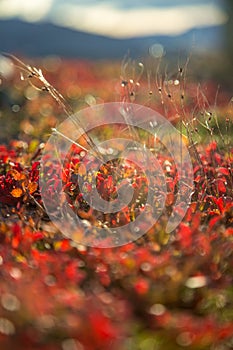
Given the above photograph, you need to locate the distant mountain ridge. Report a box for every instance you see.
[0,19,222,58]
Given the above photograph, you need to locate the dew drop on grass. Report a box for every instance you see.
[44,274,56,287]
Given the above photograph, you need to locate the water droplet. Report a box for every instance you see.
[62,338,84,350]
[141,262,152,272]
[165,266,176,277]
[85,94,96,106]
[99,292,113,304]
[216,294,227,308]
[25,86,39,100]
[149,43,164,58]
[78,261,85,268]
[80,151,86,158]
[140,337,157,350]
[0,318,15,335]
[1,293,20,312]
[107,148,114,155]
[82,220,92,228]
[76,244,87,252]
[149,303,166,316]
[176,332,193,347]
[12,104,20,113]
[120,252,128,259]
[0,56,14,78]
[42,55,61,73]
[185,276,207,289]
[9,268,22,280]
[36,315,55,331]
[44,275,56,286]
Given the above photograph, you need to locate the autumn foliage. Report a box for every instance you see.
[0,58,232,350]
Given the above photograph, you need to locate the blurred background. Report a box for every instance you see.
[0,0,231,61]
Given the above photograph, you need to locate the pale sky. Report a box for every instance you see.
[0,0,227,38]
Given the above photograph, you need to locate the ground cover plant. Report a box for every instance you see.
[0,55,232,350]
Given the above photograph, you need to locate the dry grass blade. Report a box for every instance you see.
[3,53,73,116]
[3,53,103,161]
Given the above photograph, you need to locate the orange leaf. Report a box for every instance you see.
[11,188,23,198]
[28,182,38,194]
[78,163,86,176]
[9,170,26,181]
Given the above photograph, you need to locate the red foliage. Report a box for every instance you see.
[0,60,232,350]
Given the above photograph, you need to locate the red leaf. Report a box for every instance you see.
[33,232,44,241]
[196,235,210,256]
[206,141,217,152]
[224,228,233,237]
[214,153,222,164]
[209,216,221,229]
[178,223,193,249]
[106,175,113,189]
[216,197,224,213]
[134,278,149,295]
[217,167,230,176]
[60,240,71,251]
[194,175,202,183]
[89,311,117,342]
[216,180,226,194]
[185,202,197,222]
